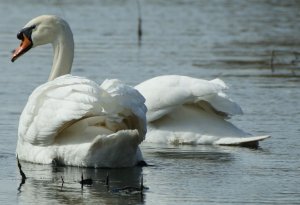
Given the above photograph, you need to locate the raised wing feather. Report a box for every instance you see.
[19,75,107,146]
[135,75,242,122]
[100,79,147,139]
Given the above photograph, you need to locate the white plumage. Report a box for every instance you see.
[135,75,270,147]
[12,15,146,167]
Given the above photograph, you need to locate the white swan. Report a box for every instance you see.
[135,75,270,148]
[11,15,147,168]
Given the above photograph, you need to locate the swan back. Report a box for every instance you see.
[19,75,147,146]
[135,75,243,122]
[18,75,104,145]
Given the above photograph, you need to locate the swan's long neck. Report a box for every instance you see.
[48,22,74,81]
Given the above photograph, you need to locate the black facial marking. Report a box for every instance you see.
[17,25,36,40]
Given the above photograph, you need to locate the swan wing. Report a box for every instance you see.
[19,75,147,147]
[100,79,147,139]
[18,75,106,145]
[135,75,242,122]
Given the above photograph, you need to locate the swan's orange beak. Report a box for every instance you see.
[11,34,33,62]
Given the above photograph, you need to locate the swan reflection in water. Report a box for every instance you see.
[17,162,145,204]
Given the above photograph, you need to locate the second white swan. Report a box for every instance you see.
[135,75,270,148]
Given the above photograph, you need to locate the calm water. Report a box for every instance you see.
[1,0,300,204]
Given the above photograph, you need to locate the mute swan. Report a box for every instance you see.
[11,15,147,168]
[135,75,270,148]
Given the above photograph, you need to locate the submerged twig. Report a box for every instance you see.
[137,0,143,46]
[140,175,144,202]
[105,172,110,186]
[80,173,93,189]
[17,155,26,191]
[17,155,27,180]
[61,176,64,190]
[140,175,144,192]
[111,174,147,195]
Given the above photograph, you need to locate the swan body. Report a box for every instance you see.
[135,75,270,148]
[12,15,147,167]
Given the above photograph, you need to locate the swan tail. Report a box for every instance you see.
[214,135,271,148]
[202,78,243,117]
[86,129,142,167]
[210,78,228,89]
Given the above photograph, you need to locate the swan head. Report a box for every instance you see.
[11,15,70,62]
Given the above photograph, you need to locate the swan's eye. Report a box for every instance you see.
[17,25,36,40]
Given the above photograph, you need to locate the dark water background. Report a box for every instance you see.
[0,0,299,204]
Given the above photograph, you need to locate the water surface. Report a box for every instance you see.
[0,0,299,204]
